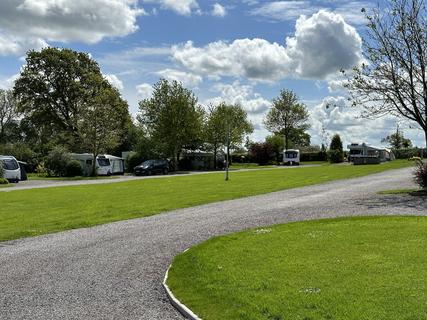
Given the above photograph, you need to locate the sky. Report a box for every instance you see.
[0,0,425,148]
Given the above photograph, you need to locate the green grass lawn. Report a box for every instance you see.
[167,216,427,320]
[229,161,327,170]
[27,173,119,181]
[0,160,411,241]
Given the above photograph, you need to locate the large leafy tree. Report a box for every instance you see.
[264,89,310,149]
[78,75,131,175]
[137,79,204,170]
[0,89,18,143]
[346,0,427,146]
[204,102,253,169]
[13,48,108,149]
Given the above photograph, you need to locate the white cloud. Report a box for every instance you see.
[136,83,154,99]
[143,0,199,16]
[204,81,271,115]
[249,1,369,25]
[212,3,227,17]
[172,10,362,81]
[0,0,144,56]
[0,73,19,90]
[156,68,202,87]
[104,74,124,91]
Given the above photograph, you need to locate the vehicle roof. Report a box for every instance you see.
[0,155,17,160]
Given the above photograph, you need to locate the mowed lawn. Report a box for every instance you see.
[167,216,427,320]
[0,161,411,241]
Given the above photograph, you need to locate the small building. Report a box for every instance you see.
[347,143,395,165]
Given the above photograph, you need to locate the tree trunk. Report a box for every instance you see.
[91,153,97,177]
[213,144,217,170]
[424,128,427,149]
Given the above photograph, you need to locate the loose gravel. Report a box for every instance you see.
[0,167,425,320]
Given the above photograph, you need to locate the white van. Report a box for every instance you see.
[0,155,21,182]
[283,149,300,166]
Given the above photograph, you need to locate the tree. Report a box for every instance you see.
[265,134,285,163]
[78,75,131,175]
[249,141,275,165]
[381,125,413,148]
[204,103,253,169]
[0,89,18,143]
[328,134,344,163]
[13,48,110,149]
[346,0,427,146]
[264,89,310,149]
[137,79,204,170]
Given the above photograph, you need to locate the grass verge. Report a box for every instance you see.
[27,173,119,181]
[167,216,427,320]
[0,160,411,241]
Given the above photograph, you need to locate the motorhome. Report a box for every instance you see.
[0,155,21,182]
[283,149,300,166]
[70,153,112,176]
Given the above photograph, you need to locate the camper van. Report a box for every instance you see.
[0,155,21,182]
[283,149,300,166]
[70,154,112,176]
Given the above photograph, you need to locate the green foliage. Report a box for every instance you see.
[0,178,8,185]
[382,126,412,149]
[138,79,204,170]
[329,134,344,163]
[265,134,284,163]
[413,160,427,189]
[393,148,427,159]
[126,153,143,172]
[0,160,410,241]
[249,142,275,165]
[0,89,18,144]
[44,146,71,177]
[0,161,4,178]
[167,217,427,320]
[264,89,310,149]
[0,143,37,169]
[65,160,83,177]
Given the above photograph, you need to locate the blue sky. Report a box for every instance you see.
[0,0,425,147]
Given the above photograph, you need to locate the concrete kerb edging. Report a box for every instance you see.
[163,249,202,320]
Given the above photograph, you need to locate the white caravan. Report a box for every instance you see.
[283,149,300,166]
[105,155,125,175]
[70,153,112,176]
[0,155,21,182]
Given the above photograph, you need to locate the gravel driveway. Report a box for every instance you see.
[0,167,425,320]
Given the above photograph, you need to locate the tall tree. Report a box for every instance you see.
[204,103,253,169]
[0,89,18,143]
[137,79,204,170]
[381,125,413,148]
[78,75,131,175]
[329,133,344,163]
[265,134,285,163]
[346,0,427,146]
[264,89,310,149]
[13,48,107,149]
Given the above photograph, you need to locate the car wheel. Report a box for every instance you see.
[163,168,169,175]
[147,170,152,176]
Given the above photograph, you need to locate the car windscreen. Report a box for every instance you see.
[97,158,110,167]
[285,152,298,158]
[142,160,154,166]
[2,159,19,170]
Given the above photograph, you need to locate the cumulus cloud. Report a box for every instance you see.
[104,74,124,91]
[172,10,362,82]
[143,0,199,16]
[212,3,227,17]
[0,0,144,56]
[204,81,271,115]
[0,73,19,90]
[136,83,154,99]
[156,68,202,87]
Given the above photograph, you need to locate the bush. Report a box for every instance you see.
[249,142,275,165]
[44,146,71,177]
[394,148,427,159]
[0,178,8,185]
[328,149,345,163]
[413,160,427,189]
[0,162,4,178]
[35,163,48,177]
[300,151,327,162]
[126,153,142,173]
[65,160,83,177]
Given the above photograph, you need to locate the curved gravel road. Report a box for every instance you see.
[0,167,425,320]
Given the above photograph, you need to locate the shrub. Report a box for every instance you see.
[413,160,427,189]
[249,142,274,165]
[300,151,327,162]
[65,160,83,177]
[394,148,427,159]
[0,178,8,185]
[0,162,4,178]
[35,163,48,177]
[126,153,142,173]
[328,134,344,163]
[44,146,71,177]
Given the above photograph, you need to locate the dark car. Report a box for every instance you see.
[134,159,169,176]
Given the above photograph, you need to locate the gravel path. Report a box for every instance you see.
[0,167,425,320]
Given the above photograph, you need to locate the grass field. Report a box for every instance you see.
[27,173,119,181]
[167,216,427,320]
[0,160,411,241]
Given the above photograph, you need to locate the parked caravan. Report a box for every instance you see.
[70,153,112,176]
[347,143,395,164]
[0,155,21,182]
[105,155,125,175]
[283,149,300,165]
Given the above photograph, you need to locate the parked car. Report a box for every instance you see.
[134,159,169,176]
[0,155,21,182]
